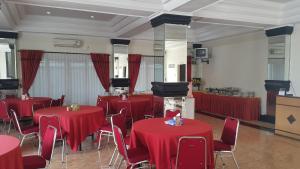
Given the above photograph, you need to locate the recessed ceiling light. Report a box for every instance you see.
[46,11,51,15]
[90,15,94,19]
[187,25,191,29]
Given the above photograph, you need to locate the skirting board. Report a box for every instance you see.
[275,130,300,141]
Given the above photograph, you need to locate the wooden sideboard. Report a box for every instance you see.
[275,96,300,139]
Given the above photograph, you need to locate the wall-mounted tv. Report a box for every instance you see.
[194,48,208,59]
[0,79,19,90]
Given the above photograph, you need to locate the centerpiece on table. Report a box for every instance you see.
[67,104,80,111]
[165,113,183,126]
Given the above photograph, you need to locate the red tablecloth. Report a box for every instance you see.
[130,118,214,169]
[33,106,105,151]
[193,92,260,121]
[5,97,52,117]
[0,135,23,169]
[102,95,153,121]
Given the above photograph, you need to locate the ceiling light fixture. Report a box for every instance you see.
[188,25,191,29]
[46,11,51,15]
[90,15,94,19]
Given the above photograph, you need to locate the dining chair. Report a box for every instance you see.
[214,117,240,169]
[39,115,66,162]
[0,101,12,133]
[165,109,181,118]
[171,136,207,169]
[96,95,112,119]
[112,125,150,169]
[9,109,39,146]
[117,101,134,126]
[22,125,57,169]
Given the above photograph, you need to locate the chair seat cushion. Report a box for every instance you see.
[127,147,149,164]
[22,125,39,134]
[214,140,232,151]
[23,155,46,169]
[100,124,112,132]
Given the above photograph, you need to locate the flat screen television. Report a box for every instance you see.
[194,48,208,59]
[0,79,19,90]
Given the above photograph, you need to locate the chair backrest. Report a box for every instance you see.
[96,96,109,115]
[41,125,57,161]
[112,125,129,162]
[8,109,23,134]
[175,136,207,169]
[32,103,45,115]
[0,101,10,120]
[117,101,132,119]
[221,117,240,149]
[39,115,62,140]
[60,95,65,106]
[165,109,180,118]
[111,108,127,137]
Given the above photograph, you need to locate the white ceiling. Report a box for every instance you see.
[0,0,300,41]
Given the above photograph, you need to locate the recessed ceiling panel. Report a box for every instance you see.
[22,5,116,21]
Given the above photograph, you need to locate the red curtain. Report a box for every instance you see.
[20,50,44,94]
[128,54,142,94]
[91,53,110,92]
[187,56,192,82]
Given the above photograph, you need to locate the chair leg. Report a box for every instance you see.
[114,153,120,167]
[215,153,219,167]
[117,157,124,169]
[20,135,26,146]
[109,147,117,166]
[61,139,65,163]
[232,152,239,169]
[97,131,103,150]
[219,154,225,169]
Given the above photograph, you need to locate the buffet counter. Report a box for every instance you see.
[193,91,260,121]
[275,96,300,139]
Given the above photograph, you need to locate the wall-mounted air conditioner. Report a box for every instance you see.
[53,38,83,48]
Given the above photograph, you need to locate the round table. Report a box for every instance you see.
[106,96,152,121]
[130,118,214,169]
[0,135,23,169]
[33,106,105,151]
[5,97,52,117]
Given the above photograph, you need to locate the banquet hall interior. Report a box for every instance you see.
[1,0,300,169]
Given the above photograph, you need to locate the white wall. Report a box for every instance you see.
[202,31,268,114]
[290,23,300,96]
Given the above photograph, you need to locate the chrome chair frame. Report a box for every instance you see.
[112,125,150,169]
[174,136,207,169]
[214,118,240,169]
[0,101,12,134]
[9,109,39,146]
[39,115,66,163]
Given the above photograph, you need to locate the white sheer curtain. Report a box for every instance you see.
[135,56,155,92]
[29,53,105,105]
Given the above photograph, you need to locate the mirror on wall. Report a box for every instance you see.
[267,35,290,80]
[113,44,128,78]
[0,39,17,79]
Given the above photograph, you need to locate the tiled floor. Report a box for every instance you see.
[2,114,300,169]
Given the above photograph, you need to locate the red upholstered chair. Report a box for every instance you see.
[0,101,12,133]
[112,125,150,169]
[165,109,181,118]
[117,101,133,125]
[39,115,66,162]
[96,95,111,118]
[9,109,39,146]
[214,117,240,169]
[171,136,207,169]
[23,125,57,169]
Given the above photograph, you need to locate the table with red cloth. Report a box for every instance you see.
[0,135,24,169]
[130,118,214,169]
[193,92,260,121]
[102,95,153,121]
[33,106,105,151]
[4,97,52,117]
